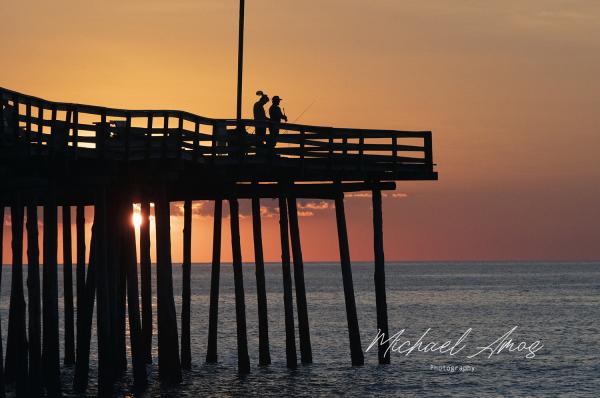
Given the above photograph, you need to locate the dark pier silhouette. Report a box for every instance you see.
[0,86,437,395]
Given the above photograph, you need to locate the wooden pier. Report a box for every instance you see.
[0,87,436,395]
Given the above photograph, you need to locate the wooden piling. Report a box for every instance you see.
[63,205,75,365]
[278,196,297,369]
[26,204,42,396]
[287,196,313,364]
[181,200,192,370]
[110,198,128,376]
[206,199,222,363]
[252,196,271,366]
[42,198,62,396]
[155,191,182,384]
[372,189,390,364]
[73,221,97,392]
[6,204,28,395]
[229,198,251,374]
[139,201,153,364]
[0,206,4,398]
[334,193,364,366]
[95,187,115,396]
[123,203,148,391]
[75,205,86,364]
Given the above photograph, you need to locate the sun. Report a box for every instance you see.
[132,212,142,228]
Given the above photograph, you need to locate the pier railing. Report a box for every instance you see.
[1,87,434,178]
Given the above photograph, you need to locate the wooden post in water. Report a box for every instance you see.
[95,187,115,396]
[334,193,364,366]
[252,196,271,366]
[278,196,297,369]
[229,198,251,374]
[27,204,42,396]
[42,196,62,396]
[111,198,128,376]
[0,207,4,398]
[6,204,28,394]
[372,189,390,364]
[287,196,313,364]
[73,221,97,392]
[206,199,222,363]
[63,206,75,365]
[123,203,148,391]
[139,201,153,363]
[181,200,192,370]
[75,205,86,365]
[155,190,182,384]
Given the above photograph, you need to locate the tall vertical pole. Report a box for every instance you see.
[75,206,86,364]
[0,206,4,398]
[236,0,245,121]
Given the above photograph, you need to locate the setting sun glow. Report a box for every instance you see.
[132,213,142,228]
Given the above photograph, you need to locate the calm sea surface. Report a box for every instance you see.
[1,262,599,397]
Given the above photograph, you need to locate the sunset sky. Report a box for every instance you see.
[2,0,599,262]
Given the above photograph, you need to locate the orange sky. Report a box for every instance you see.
[2,0,600,262]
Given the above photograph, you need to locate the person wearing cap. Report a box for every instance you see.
[253,90,269,144]
[268,95,287,147]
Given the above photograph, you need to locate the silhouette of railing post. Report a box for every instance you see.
[278,195,297,369]
[27,203,42,396]
[252,195,271,366]
[372,189,390,364]
[334,192,364,366]
[287,195,313,364]
[206,199,222,363]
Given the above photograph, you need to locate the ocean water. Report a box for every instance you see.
[1,262,599,397]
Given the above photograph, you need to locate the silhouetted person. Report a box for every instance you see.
[253,90,269,144]
[268,95,287,147]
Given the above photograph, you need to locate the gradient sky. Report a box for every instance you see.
[2,0,599,262]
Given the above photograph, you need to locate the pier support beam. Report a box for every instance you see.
[6,204,28,394]
[288,196,313,364]
[278,196,297,369]
[63,206,75,365]
[372,189,390,364]
[335,193,364,366]
[0,207,4,398]
[206,199,222,363]
[42,197,62,396]
[96,187,115,396]
[73,221,97,392]
[27,204,42,396]
[181,200,192,370]
[155,192,182,384]
[229,198,251,374]
[123,203,148,391]
[252,197,271,366]
[75,206,86,366]
[139,201,153,364]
